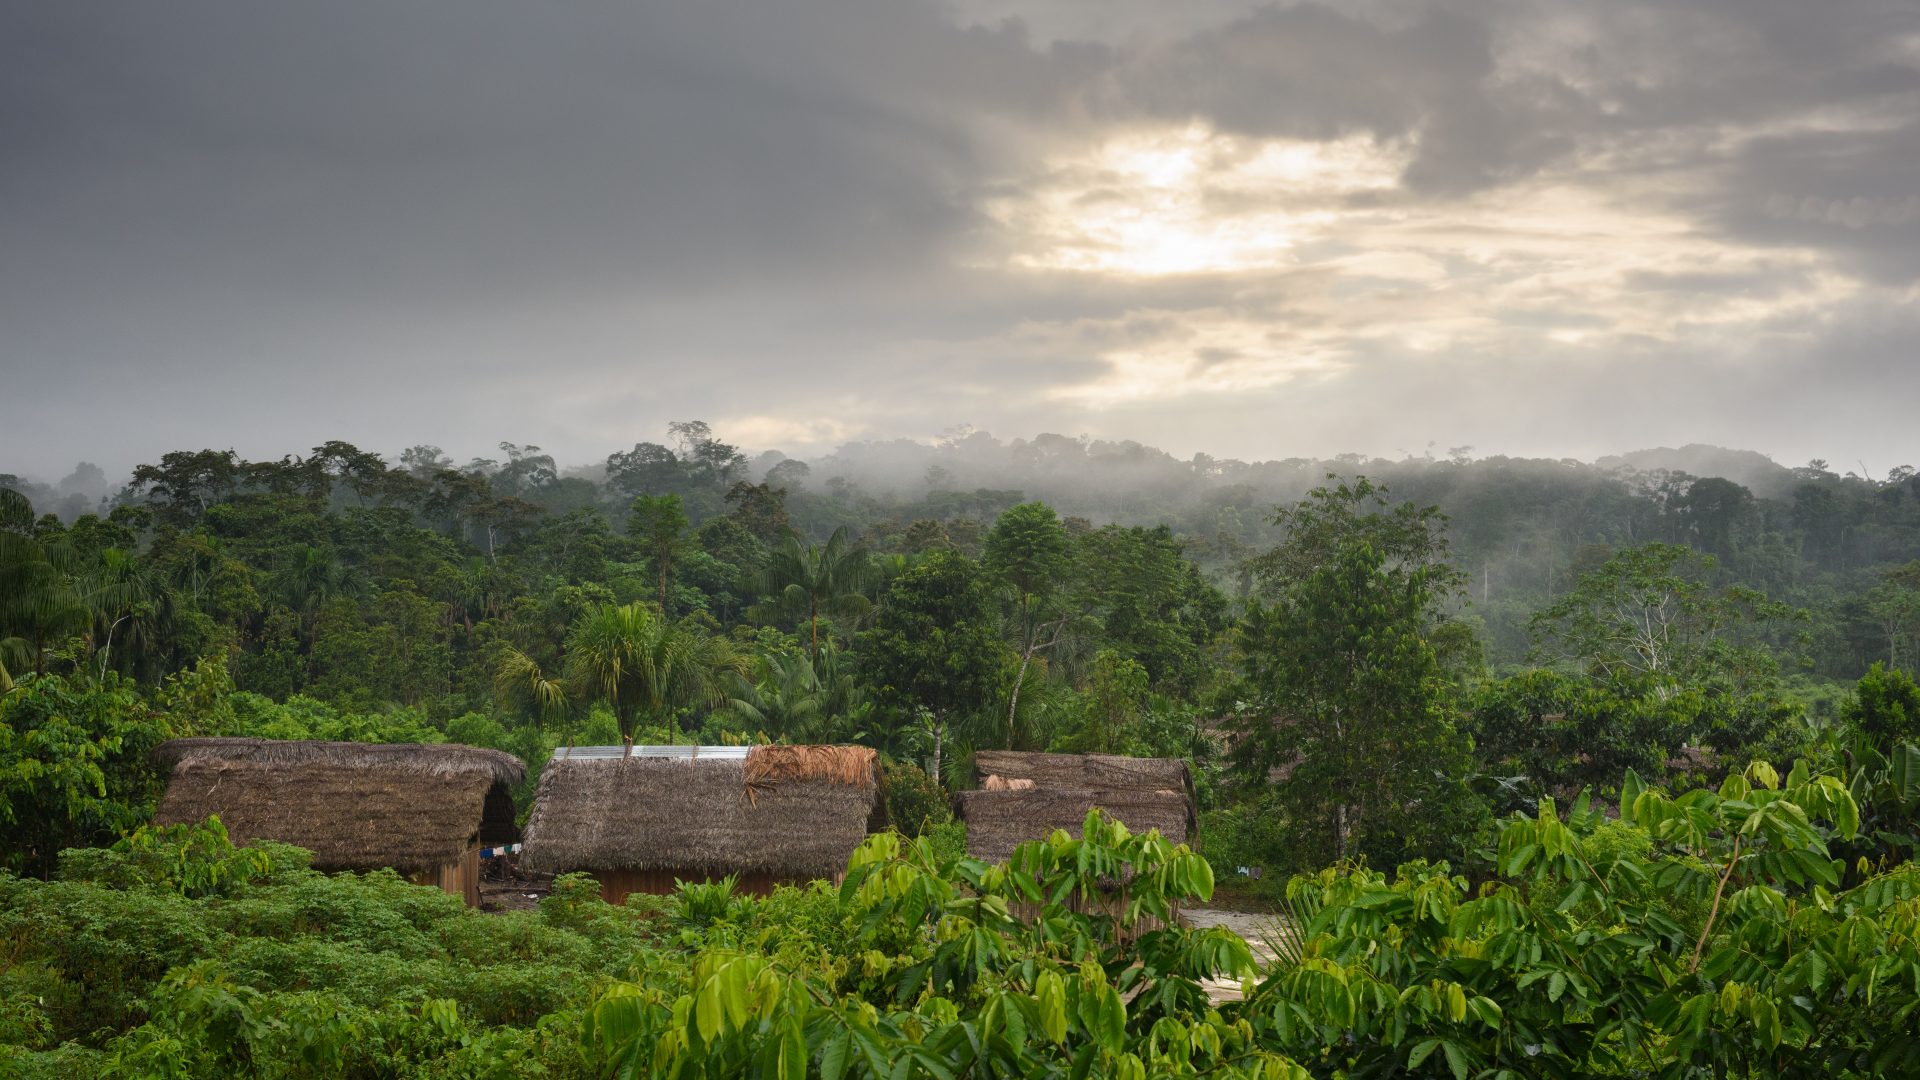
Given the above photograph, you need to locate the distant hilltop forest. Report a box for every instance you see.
[5,426,1914,680]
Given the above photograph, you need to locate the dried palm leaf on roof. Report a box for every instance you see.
[150,738,524,875]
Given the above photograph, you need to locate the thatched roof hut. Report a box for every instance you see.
[958,751,1196,864]
[151,738,525,883]
[519,744,879,899]
[972,750,1191,793]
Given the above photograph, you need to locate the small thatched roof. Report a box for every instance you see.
[519,744,878,880]
[151,738,525,874]
[955,787,1193,864]
[959,751,1197,864]
[972,750,1191,793]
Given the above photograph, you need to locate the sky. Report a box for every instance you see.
[3,0,1918,481]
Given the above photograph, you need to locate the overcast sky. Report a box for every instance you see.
[4,0,1917,480]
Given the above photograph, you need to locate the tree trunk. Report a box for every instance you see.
[1007,649,1032,746]
[930,713,945,786]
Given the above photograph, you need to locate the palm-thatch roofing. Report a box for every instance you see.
[956,787,1192,864]
[959,751,1197,864]
[519,744,879,880]
[972,750,1192,793]
[151,738,526,875]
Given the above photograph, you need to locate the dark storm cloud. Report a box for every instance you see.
[2,0,1916,482]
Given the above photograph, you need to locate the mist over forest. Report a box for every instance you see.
[7,424,1914,682]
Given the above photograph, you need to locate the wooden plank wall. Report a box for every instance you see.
[412,846,481,907]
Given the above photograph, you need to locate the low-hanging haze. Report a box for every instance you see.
[4,0,1917,479]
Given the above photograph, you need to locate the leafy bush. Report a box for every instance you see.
[879,759,948,837]
[0,673,172,876]
[670,874,745,930]
[57,817,278,898]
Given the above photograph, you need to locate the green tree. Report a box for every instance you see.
[983,502,1082,736]
[0,488,89,686]
[723,480,791,543]
[1050,650,1149,756]
[627,494,691,611]
[563,602,747,745]
[722,648,833,741]
[858,550,1005,780]
[1842,662,1920,746]
[1074,524,1228,695]
[0,673,171,875]
[1231,479,1480,867]
[1530,543,1802,696]
[749,526,875,662]
[1867,560,1920,670]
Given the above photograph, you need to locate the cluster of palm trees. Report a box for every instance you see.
[494,526,883,747]
[2,488,174,690]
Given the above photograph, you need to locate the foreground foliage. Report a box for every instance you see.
[5,756,1919,1077]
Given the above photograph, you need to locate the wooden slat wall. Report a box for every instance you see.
[412,846,481,907]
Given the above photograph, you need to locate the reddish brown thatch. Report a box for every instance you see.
[520,746,879,880]
[150,738,525,875]
[743,744,878,788]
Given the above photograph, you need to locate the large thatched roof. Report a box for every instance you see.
[519,745,879,879]
[960,751,1197,864]
[152,738,525,874]
[955,788,1193,864]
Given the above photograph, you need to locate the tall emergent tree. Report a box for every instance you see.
[858,550,1005,781]
[627,494,691,611]
[1529,542,1800,696]
[982,502,1079,738]
[1232,477,1479,867]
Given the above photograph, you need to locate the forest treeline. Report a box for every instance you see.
[6,424,1917,675]
[4,423,1920,1075]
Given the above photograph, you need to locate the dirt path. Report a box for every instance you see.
[1182,908,1282,1005]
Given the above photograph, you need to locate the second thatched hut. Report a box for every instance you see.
[519,744,881,902]
[151,737,526,906]
[955,750,1196,863]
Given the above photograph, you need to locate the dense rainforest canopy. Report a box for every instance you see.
[4,424,1919,1077]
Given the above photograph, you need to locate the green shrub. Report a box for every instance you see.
[671,874,745,929]
[880,759,949,837]
[920,820,967,868]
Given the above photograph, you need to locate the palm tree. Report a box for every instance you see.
[87,546,176,679]
[563,602,748,747]
[722,649,827,741]
[747,527,876,661]
[493,644,571,737]
[269,546,365,623]
[1,487,89,683]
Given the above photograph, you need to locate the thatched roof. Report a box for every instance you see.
[959,751,1197,864]
[972,750,1191,793]
[151,738,525,874]
[955,788,1193,864]
[519,745,879,879]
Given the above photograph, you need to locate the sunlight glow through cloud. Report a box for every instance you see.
[986,125,1405,275]
[979,121,1867,409]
